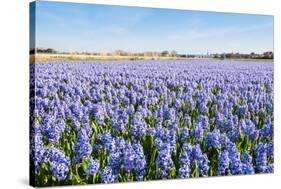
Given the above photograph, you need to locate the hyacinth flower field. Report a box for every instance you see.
[30,60,273,187]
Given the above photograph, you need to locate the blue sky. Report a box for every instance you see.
[34,1,274,54]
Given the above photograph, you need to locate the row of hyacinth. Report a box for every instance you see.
[30,59,273,187]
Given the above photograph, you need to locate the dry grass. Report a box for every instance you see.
[30,53,273,63]
[29,53,190,63]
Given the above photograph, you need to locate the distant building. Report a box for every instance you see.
[263,51,273,59]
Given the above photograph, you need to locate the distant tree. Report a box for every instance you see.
[29,48,36,54]
[170,50,178,57]
[114,50,125,56]
[46,48,55,53]
[161,50,169,57]
[35,48,56,53]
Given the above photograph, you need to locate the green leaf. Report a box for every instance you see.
[93,174,97,184]
[51,176,56,182]
[150,149,157,163]
[192,161,199,177]
[92,122,99,134]
[82,157,88,172]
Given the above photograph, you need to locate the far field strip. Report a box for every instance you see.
[30,53,273,63]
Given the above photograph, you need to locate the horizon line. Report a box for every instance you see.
[31,47,274,55]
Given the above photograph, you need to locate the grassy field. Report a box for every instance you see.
[30,53,273,63]
[30,53,188,63]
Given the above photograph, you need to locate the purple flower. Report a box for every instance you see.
[205,129,220,150]
[132,143,146,180]
[199,101,208,114]
[255,143,269,173]
[178,165,190,178]
[156,145,173,178]
[241,163,254,174]
[196,115,209,131]
[267,141,273,157]
[189,144,209,176]
[221,119,233,132]
[130,113,147,138]
[86,158,100,175]
[108,151,121,169]
[91,103,105,124]
[30,126,44,170]
[219,134,231,149]
[179,144,191,166]
[164,107,176,122]
[197,154,209,176]
[217,151,230,176]
[185,115,191,126]
[74,128,92,161]
[42,146,70,181]
[227,128,241,143]
[260,123,273,141]
[101,166,116,183]
[123,144,136,172]
[102,132,116,153]
[43,117,66,143]
[227,143,242,175]
[179,127,189,143]
[193,125,204,142]
[242,152,252,164]
[243,120,255,137]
